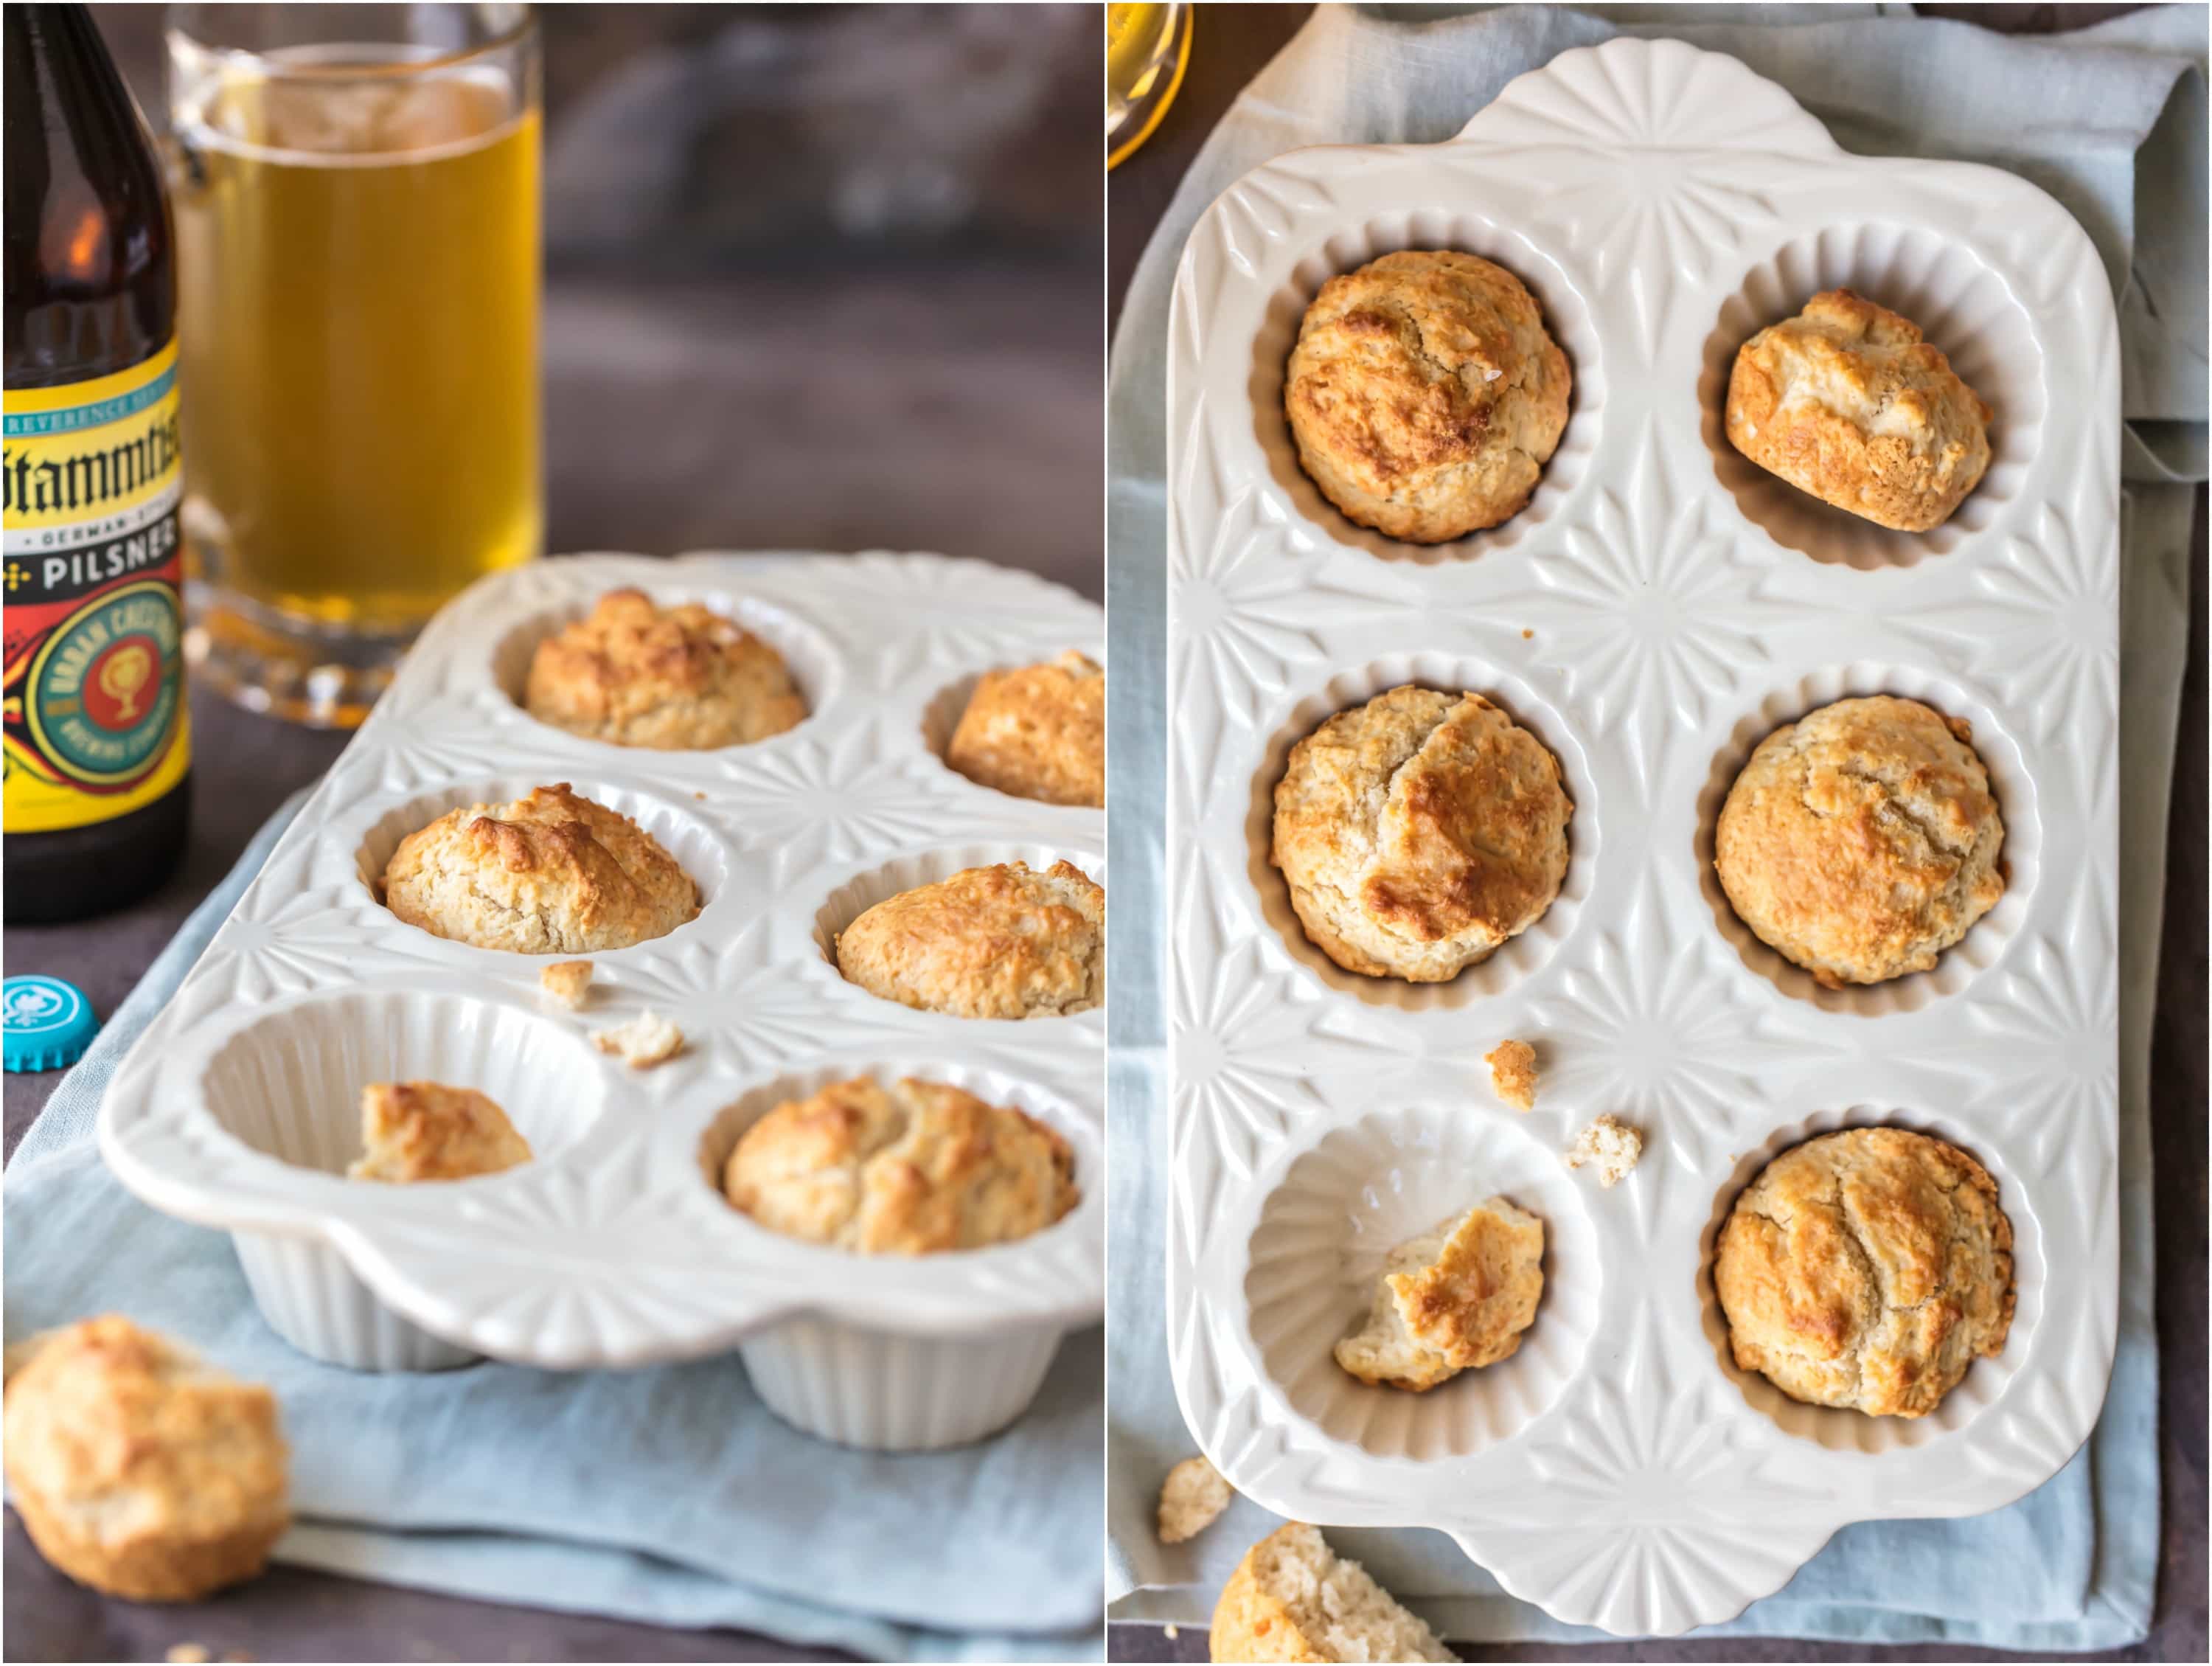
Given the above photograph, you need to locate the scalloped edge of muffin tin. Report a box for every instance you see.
[1164,36,2120,1637]
[98,550,1105,1451]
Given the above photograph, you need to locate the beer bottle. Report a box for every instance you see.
[4,4,191,922]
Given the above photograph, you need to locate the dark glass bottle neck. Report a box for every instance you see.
[4,2,173,386]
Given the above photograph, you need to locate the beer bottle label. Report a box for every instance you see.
[2,338,190,833]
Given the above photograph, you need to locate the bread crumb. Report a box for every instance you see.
[1484,1040,1537,1111]
[1565,1114,1643,1187]
[1521,628,1534,639]
[1164,1623,1180,1640]
[539,960,594,1010]
[593,1011,684,1069]
[166,1648,211,1665]
[1158,1454,1232,1544]
[695,791,706,799]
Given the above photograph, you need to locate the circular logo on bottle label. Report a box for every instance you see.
[24,580,183,788]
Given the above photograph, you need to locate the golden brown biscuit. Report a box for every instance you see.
[1272,687,1571,983]
[1725,289,1992,532]
[1333,1198,1545,1392]
[1284,249,1571,544]
[3,1316,289,1602]
[1715,1128,2014,1417]
[1715,695,2004,988]
[347,1081,532,1183]
[835,859,1103,1018]
[723,1076,1078,1254]
[381,783,700,955]
[524,589,806,749]
[1210,1523,1457,1664]
[945,651,1105,808]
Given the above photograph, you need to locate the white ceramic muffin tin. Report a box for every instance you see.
[99,551,1105,1450]
[1163,41,2118,1635]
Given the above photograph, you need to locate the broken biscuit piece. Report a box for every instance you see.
[593,1011,684,1069]
[349,1082,532,1183]
[1484,1039,1538,1111]
[1211,1522,1458,1663]
[1565,1114,1643,1188]
[1335,1198,1545,1391]
[539,960,594,1010]
[1158,1454,1232,1545]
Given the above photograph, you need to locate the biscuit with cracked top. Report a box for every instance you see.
[380,783,700,954]
[835,858,1102,1018]
[1285,249,1571,544]
[1271,687,1571,983]
[1725,288,1992,532]
[945,650,1104,808]
[723,1075,1077,1254]
[524,588,805,749]
[1715,695,2004,988]
[1714,1126,2014,1417]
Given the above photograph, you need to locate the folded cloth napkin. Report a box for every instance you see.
[4,792,1103,1664]
[1107,1,2205,1650]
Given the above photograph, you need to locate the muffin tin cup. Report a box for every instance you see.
[739,1319,1066,1452]
[98,552,1105,1420]
[1166,38,2119,1638]
[233,1233,479,1372]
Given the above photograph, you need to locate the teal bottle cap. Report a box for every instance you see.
[3,976,99,1072]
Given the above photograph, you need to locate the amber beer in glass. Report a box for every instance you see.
[167,4,540,725]
[1106,3,1187,169]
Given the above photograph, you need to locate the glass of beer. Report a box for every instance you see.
[1106,3,1187,169]
[167,4,540,726]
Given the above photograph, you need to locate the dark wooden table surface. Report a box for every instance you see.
[1107,5,2205,1664]
[3,255,1101,1665]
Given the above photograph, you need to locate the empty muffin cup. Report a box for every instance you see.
[193,986,608,1371]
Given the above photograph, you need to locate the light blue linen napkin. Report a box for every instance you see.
[1107,2,2205,1649]
[5,792,1104,1663]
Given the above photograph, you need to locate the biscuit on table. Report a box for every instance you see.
[723,1076,1078,1254]
[1725,288,1992,532]
[1334,1197,1545,1392]
[3,1316,289,1602]
[945,650,1104,808]
[524,588,806,749]
[1715,695,2004,988]
[1285,249,1570,544]
[380,782,700,955]
[1209,1522,1457,1663]
[1272,687,1571,984]
[835,859,1103,1018]
[1715,1127,2014,1417]
[347,1081,532,1183]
